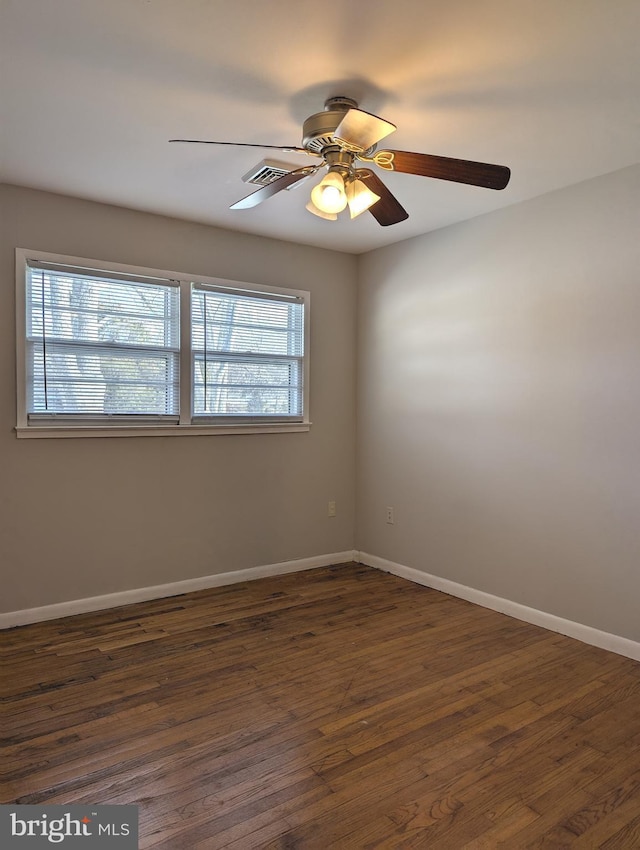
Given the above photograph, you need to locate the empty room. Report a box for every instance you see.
[1,1,639,847]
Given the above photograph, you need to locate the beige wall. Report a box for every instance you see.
[0,185,357,612]
[356,165,640,642]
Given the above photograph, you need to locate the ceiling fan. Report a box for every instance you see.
[170,96,511,226]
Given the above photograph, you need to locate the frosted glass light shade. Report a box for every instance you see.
[306,199,338,220]
[310,171,347,213]
[346,179,381,218]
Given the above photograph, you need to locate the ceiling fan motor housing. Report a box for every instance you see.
[302,96,371,157]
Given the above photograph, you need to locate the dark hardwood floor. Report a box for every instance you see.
[2,563,640,848]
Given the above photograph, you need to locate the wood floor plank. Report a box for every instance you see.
[3,562,640,847]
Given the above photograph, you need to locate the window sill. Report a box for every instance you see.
[15,422,311,439]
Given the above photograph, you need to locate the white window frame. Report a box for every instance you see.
[15,249,311,439]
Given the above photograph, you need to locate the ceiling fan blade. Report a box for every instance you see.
[358,169,409,226]
[334,109,396,152]
[375,150,511,190]
[230,165,321,210]
[169,139,310,154]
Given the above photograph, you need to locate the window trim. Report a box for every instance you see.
[15,248,311,438]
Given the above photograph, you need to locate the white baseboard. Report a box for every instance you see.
[7,549,640,665]
[357,551,640,663]
[0,550,358,629]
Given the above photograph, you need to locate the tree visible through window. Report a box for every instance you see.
[27,268,179,417]
[191,287,304,419]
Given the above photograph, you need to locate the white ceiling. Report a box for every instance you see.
[1,0,638,254]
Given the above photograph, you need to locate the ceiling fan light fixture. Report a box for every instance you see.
[305,199,338,220]
[346,178,381,219]
[310,170,347,214]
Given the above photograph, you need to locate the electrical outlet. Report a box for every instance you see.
[385,506,395,524]
[328,500,336,518]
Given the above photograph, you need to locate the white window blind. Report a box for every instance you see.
[191,286,304,420]
[26,263,180,422]
[18,251,310,437]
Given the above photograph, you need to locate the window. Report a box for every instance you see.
[16,250,310,437]
[25,263,181,422]
[191,285,304,421]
